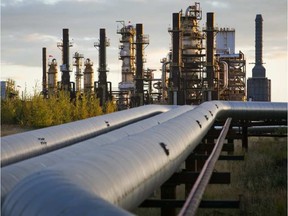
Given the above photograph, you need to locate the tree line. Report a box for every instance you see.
[1,91,116,128]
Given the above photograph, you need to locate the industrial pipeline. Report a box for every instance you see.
[1,105,195,202]
[1,104,173,167]
[1,101,287,216]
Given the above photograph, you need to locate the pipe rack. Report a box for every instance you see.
[1,105,194,202]
[2,101,287,216]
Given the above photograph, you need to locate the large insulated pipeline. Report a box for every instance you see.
[1,105,195,203]
[2,101,287,216]
[1,105,173,167]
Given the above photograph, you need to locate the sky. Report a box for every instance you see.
[1,0,287,102]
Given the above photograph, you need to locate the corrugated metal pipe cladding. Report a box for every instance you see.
[1,105,173,167]
[2,101,287,216]
[1,105,194,202]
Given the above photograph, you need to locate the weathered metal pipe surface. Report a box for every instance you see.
[2,101,287,216]
[1,105,172,167]
[1,105,194,203]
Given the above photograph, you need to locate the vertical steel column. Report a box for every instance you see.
[98,28,109,105]
[160,184,177,216]
[170,13,182,105]
[135,23,144,106]
[61,28,71,91]
[185,154,196,197]
[42,47,47,97]
[205,13,216,101]
[242,122,248,151]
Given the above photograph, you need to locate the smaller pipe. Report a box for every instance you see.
[161,61,170,102]
[179,118,232,216]
[173,91,177,105]
[219,61,229,95]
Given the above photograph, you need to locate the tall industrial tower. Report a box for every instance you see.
[247,14,271,101]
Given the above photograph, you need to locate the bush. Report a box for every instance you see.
[1,90,111,128]
[1,99,18,124]
[105,101,117,114]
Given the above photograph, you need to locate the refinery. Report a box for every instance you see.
[39,2,270,110]
[1,2,286,216]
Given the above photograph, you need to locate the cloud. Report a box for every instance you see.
[206,1,229,9]
[23,33,59,43]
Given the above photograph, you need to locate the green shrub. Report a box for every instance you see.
[1,90,109,128]
[1,99,18,124]
[28,95,50,127]
[105,101,117,114]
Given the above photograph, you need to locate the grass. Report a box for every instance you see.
[134,137,287,216]
[197,137,287,216]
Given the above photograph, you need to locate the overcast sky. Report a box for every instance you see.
[1,0,287,101]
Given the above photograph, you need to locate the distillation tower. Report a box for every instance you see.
[117,21,136,108]
[117,21,149,108]
[73,52,84,92]
[47,58,58,95]
[180,3,205,105]
[83,58,94,94]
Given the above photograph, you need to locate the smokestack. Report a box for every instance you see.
[252,14,266,78]
[42,47,47,96]
[255,14,263,66]
[135,23,144,106]
[98,28,108,105]
[203,12,218,101]
[61,28,71,91]
[247,14,271,101]
[206,12,215,90]
[170,13,181,105]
